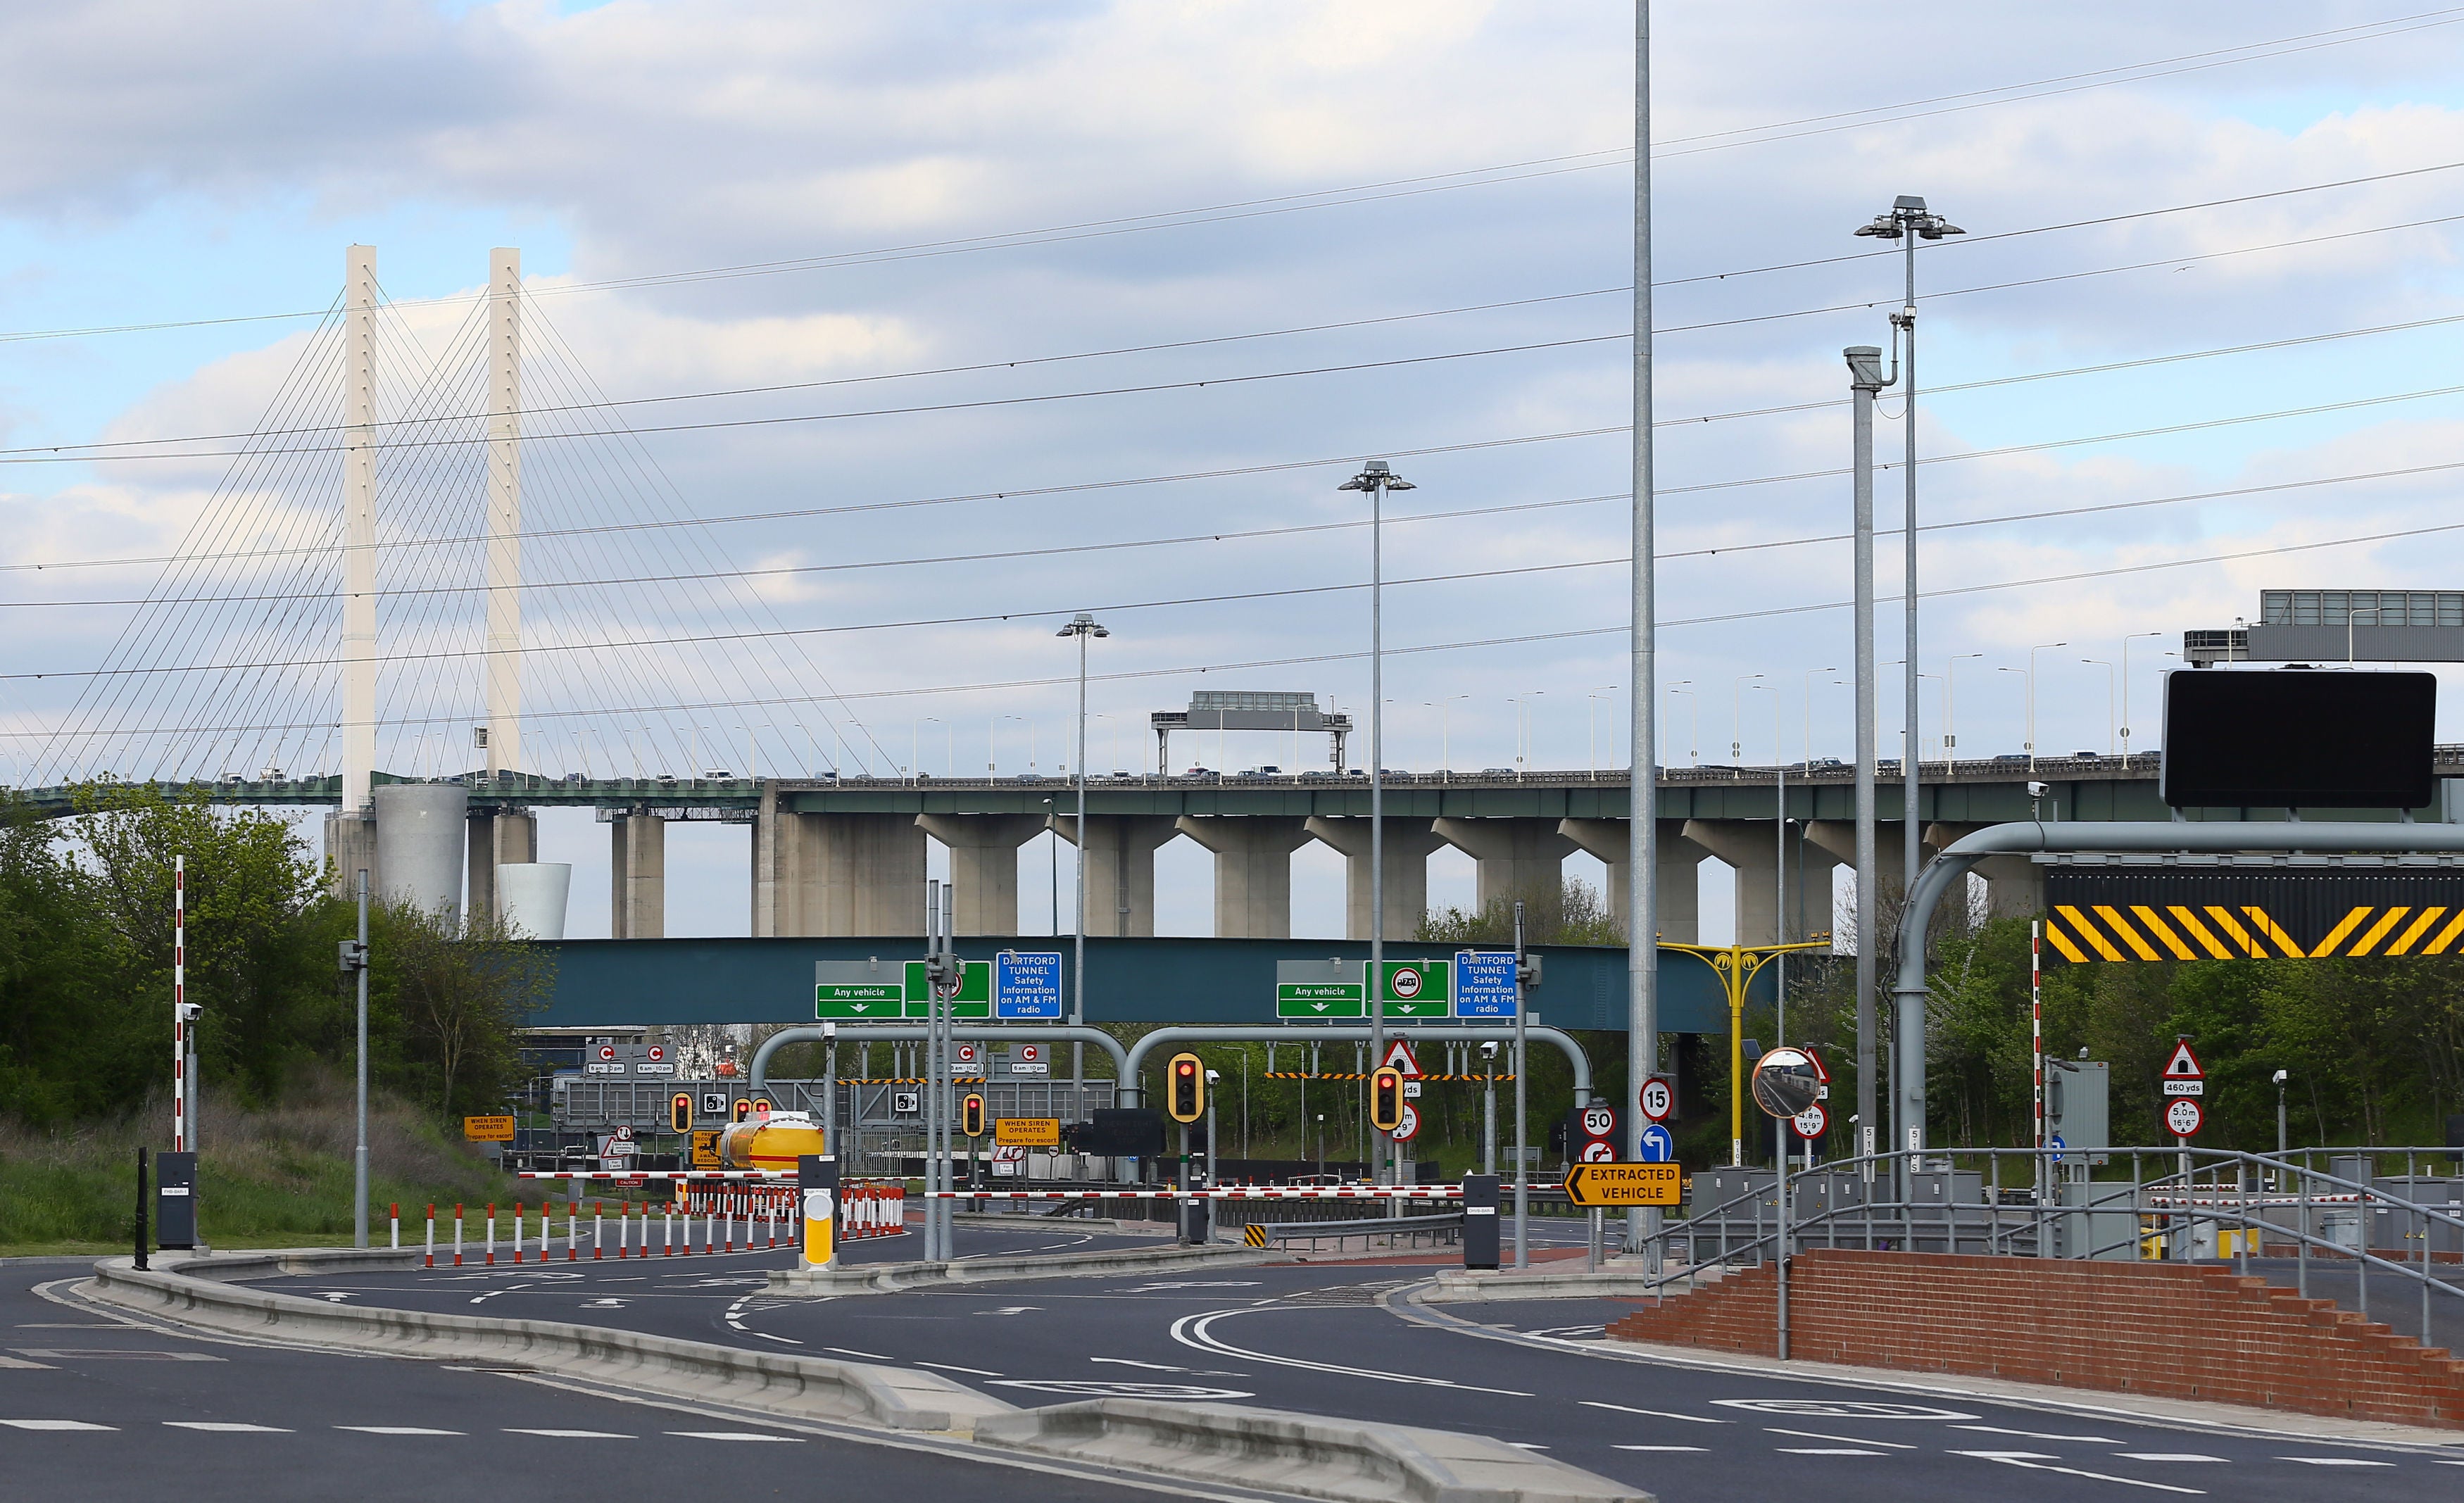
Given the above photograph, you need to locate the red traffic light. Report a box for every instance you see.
[962,1093,987,1138]
[670,1093,693,1134]
[1369,1067,1404,1133]
[1166,1052,1205,1124]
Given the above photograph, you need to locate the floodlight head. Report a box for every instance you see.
[1340,458,1411,492]
[1918,219,1966,239]
[1854,215,1901,239]
[1056,611,1109,640]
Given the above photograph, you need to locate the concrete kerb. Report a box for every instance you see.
[770,1240,1272,1295]
[84,1251,1005,1435]
[976,1397,1651,1503]
[84,1247,1653,1503]
[1420,1260,1717,1304]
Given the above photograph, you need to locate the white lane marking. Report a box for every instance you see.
[579,1298,629,1309]
[753,1333,803,1345]
[1171,1310,1531,1396]
[1954,1424,2121,1443]
[980,1306,1041,1316]
[917,1361,1004,1377]
[824,1346,892,1360]
[0,1419,115,1430]
[322,1294,356,1303]
[988,1381,1255,1400]
[2117,1455,2228,1464]
[1505,1442,1550,1450]
[337,1426,464,1436]
[164,1422,291,1433]
[1767,1428,1918,1449]
[1952,1452,2205,1495]
[1089,1357,1190,1372]
[1580,1400,1726,1424]
[506,1429,634,1439]
[13,1323,133,1329]
[13,1350,221,1362]
[1716,1399,1978,1420]
[1615,1445,1710,1452]
[1127,1282,1262,1292]
[0,1357,54,1370]
[1778,1448,1885,1456]
[667,1431,803,1442]
[2275,1457,2393,1466]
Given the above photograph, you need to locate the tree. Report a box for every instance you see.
[1419,877,1623,946]
[375,900,553,1118]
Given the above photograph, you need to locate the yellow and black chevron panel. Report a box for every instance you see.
[1243,1223,1269,1248]
[2043,869,2464,962]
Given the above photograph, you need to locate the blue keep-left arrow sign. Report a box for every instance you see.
[1637,1124,1675,1162]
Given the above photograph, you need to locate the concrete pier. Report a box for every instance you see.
[1174,815,1311,939]
[915,812,1046,935]
[1057,814,1179,938]
[753,807,926,936]
[609,812,665,939]
[466,808,536,927]
[1304,816,1446,941]
[1433,817,1577,931]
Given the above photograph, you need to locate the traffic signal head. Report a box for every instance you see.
[670,1092,693,1134]
[962,1093,986,1138]
[1166,1052,1205,1124]
[1369,1067,1404,1133]
[732,1098,753,1124]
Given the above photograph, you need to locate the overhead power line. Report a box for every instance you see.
[16,498,2464,744]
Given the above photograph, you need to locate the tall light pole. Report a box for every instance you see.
[1730,674,1764,772]
[1585,686,1618,776]
[1055,613,1108,1109]
[1800,667,1837,766]
[1430,695,1470,779]
[1855,196,1961,905]
[1339,459,1412,1190]
[1508,692,1545,779]
[2082,659,2116,755]
[1846,344,1889,1181]
[1944,653,1982,770]
[1667,682,1697,767]
[2120,631,2163,757]
[2029,641,2066,772]
[1628,1,1659,1254]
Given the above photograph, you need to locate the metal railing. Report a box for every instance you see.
[1638,1145,2464,1357]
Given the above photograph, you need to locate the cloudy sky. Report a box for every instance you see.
[5,1,2464,941]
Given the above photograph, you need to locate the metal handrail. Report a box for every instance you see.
[1637,1145,2462,1352]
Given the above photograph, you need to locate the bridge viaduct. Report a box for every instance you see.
[37,753,2459,943]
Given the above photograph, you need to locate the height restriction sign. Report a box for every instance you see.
[2165,1097,2204,1138]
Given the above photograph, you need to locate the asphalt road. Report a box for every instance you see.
[0,1252,1250,1503]
[262,1221,2464,1502]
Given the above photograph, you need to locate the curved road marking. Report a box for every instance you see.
[1169,1309,1531,1396]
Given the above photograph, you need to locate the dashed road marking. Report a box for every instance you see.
[2276,1457,2393,1466]
[2118,1454,2229,1464]
[1766,1428,1918,1449]
[165,1422,291,1433]
[1954,1424,2120,1443]
[1777,1447,1885,1456]
[667,1430,802,1442]
[918,1360,1003,1377]
[824,1346,892,1360]
[1580,1400,1725,1424]
[337,1426,463,1436]
[1953,1452,2205,1495]
[506,1429,633,1439]
[1614,1445,1709,1453]
[0,1419,113,1430]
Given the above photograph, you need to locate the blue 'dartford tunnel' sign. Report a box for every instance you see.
[529,935,1768,1034]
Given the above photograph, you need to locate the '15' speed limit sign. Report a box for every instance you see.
[1639,1076,1673,1124]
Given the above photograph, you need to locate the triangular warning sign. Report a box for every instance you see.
[1802,1047,1831,1084]
[1378,1038,1423,1079]
[2161,1038,2204,1079]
